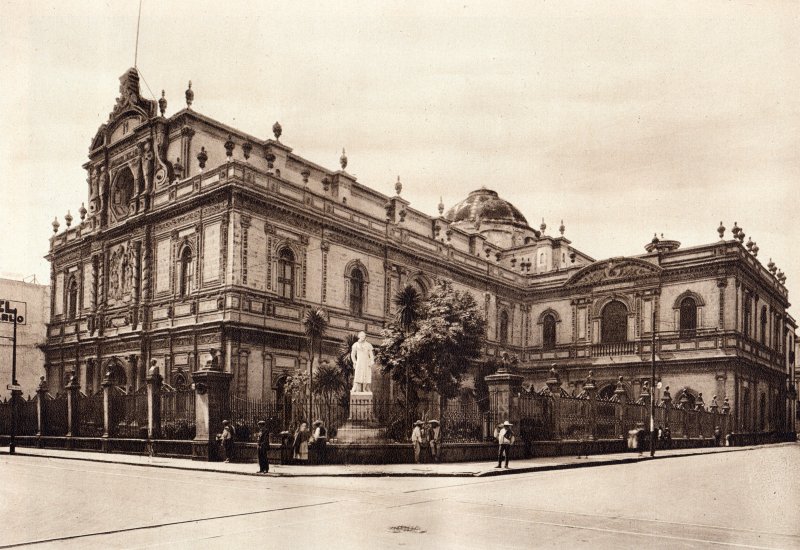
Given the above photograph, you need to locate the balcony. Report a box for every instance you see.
[590,342,637,357]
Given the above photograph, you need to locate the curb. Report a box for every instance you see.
[0,445,759,478]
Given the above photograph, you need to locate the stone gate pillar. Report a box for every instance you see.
[661,385,672,433]
[65,373,80,440]
[101,372,113,450]
[192,362,232,461]
[485,364,523,427]
[584,371,597,440]
[146,362,163,440]
[613,376,627,439]
[35,377,48,440]
[545,368,563,440]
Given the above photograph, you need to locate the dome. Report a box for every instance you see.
[445,188,529,228]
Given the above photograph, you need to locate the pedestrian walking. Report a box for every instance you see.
[310,419,328,464]
[256,420,270,473]
[495,420,515,468]
[411,420,424,464]
[218,420,234,463]
[279,430,292,465]
[713,426,722,447]
[428,419,442,463]
[293,422,310,463]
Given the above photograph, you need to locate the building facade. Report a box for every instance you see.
[0,278,50,396]
[44,69,796,433]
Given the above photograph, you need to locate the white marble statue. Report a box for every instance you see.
[350,331,374,393]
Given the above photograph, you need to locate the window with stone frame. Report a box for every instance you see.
[178,246,193,298]
[679,296,697,337]
[66,276,78,320]
[542,313,556,350]
[349,266,365,316]
[601,300,628,344]
[277,248,295,299]
[760,306,768,345]
[743,296,752,337]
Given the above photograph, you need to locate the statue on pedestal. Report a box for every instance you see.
[350,331,374,393]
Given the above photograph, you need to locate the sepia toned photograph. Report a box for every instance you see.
[0,1,798,548]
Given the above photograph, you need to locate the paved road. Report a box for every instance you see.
[1,444,798,549]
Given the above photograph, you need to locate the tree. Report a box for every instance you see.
[376,279,487,419]
[393,285,423,427]
[336,333,359,410]
[312,360,347,428]
[303,308,328,422]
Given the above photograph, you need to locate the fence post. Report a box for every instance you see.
[191,363,232,461]
[101,372,114,447]
[544,368,563,440]
[660,385,672,433]
[721,397,731,442]
[679,390,690,438]
[484,362,523,429]
[613,376,627,439]
[146,362,163,441]
[695,392,705,437]
[64,373,81,443]
[35,377,48,442]
[584,371,597,440]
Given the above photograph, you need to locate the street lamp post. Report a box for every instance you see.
[9,308,19,455]
[650,307,656,457]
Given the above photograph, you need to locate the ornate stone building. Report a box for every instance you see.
[44,69,796,433]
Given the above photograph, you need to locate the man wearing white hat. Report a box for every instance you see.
[411,420,424,464]
[496,420,515,468]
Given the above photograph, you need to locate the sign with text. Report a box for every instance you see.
[0,300,26,325]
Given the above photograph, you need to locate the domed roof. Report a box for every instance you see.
[444,188,529,228]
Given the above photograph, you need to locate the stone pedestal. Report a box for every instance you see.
[192,367,232,461]
[486,369,524,425]
[336,391,385,443]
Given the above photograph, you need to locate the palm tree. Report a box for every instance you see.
[303,308,328,421]
[393,286,423,429]
[312,360,348,429]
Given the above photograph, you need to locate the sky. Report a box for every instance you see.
[1,1,798,305]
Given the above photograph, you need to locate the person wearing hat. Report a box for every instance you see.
[219,420,235,463]
[256,420,270,473]
[496,420,515,468]
[310,420,328,464]
[428,420,442,463]
[410,420,424,464]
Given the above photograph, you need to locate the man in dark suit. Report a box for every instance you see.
[257,420,270,473]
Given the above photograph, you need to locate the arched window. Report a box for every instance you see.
[277,248,295,299]
[542,314,556,350]
[349,267,365,316]
[67,277,78,320]
[601,301,628,344]
[179,247,193,298]
[743,297,752,337]
[499,310,509,343]
[760,306,768,344]
[679,297,697,337]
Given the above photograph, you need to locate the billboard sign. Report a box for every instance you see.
[0,300,26,325]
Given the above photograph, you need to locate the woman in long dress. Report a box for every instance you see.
[293,422,310,462]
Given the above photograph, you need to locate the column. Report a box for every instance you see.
[584,371,597,440]
[65,373,80,439]
[35,377,48,439]
[545,367,563,440]
[613,376,627,439]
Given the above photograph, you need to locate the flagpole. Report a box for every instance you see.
[134,0,143,68]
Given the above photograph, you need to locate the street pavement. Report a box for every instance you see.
[1,443,798,549]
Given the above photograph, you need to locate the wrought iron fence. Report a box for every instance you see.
[160,387,196,440]
[78,392,104,437]
[559,395,591,439]
[595,399,617,439]
[46,393,68,436]
[440,400,486,443]
[110,387,148,438]
[0,398,10,434]
[516,392,552,441]
[226,395,285,442]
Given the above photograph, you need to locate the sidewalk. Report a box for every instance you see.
[1,443,775,478]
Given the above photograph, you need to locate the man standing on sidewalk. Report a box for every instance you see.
[429,419,441,463]
[256,420,270,473]
[496,421,515,468]
[411,420,424,464]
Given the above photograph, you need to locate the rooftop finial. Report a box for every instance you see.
[540,218,546,233]
[438,197,444,216]
[272,121,282,141]
[52,217,60,234]
[185,81,194,108]
[64,211,73,228]
[395,175,402,196]
[717,221,725,239]
[559,219,565,236]
[340,148,347,170]
[159,90,167,116]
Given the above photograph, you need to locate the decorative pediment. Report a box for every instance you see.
[89,68,156,152]
[565,257,662,287]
